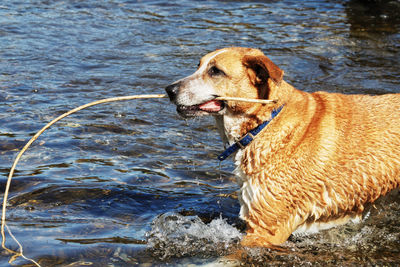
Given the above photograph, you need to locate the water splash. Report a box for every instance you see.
[146,212,243,260]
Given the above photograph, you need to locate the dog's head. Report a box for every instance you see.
[165,47,284,118]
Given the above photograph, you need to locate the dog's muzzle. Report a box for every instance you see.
[165,81,225,118]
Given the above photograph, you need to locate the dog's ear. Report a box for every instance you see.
[243,55,284,86]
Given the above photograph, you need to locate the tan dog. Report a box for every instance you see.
[165,47,400,247]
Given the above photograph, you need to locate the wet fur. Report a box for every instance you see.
[166,47,400,247]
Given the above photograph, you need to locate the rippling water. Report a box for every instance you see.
[0,0,399,266]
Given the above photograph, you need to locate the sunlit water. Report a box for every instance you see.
[0,0,399,266]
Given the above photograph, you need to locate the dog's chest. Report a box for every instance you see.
[233,150,258,220]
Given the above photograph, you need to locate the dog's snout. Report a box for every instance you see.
[165,82,181,102]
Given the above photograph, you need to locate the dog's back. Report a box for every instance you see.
[239,88,400,245]
[312,92,400,214]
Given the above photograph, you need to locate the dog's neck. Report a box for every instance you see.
[215,112,246,147]
[216,106,285,161]
[214,80,299,150]
[215,105,280,148]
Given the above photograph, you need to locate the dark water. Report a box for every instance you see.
[1,0,399,266]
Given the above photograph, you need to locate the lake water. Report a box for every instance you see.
[0,0,399,266]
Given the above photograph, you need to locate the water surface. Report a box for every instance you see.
[0,0,399,266]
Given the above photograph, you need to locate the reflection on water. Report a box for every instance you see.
[0,0,399,266]
[346,0,400,34]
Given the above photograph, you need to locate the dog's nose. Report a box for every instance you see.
[165,82,180,102]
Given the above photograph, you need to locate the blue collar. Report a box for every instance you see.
[217,105,284,161]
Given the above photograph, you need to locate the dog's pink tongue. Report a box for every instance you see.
[198,100,222,112]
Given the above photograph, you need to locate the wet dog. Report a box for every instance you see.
[165,47,400,247]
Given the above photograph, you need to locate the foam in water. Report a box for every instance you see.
[146,212,243,260]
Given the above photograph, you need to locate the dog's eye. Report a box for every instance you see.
[208,66,225,77]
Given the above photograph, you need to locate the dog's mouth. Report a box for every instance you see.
[177,99,225,117]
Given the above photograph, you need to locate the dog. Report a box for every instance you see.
[165,47,400,247]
